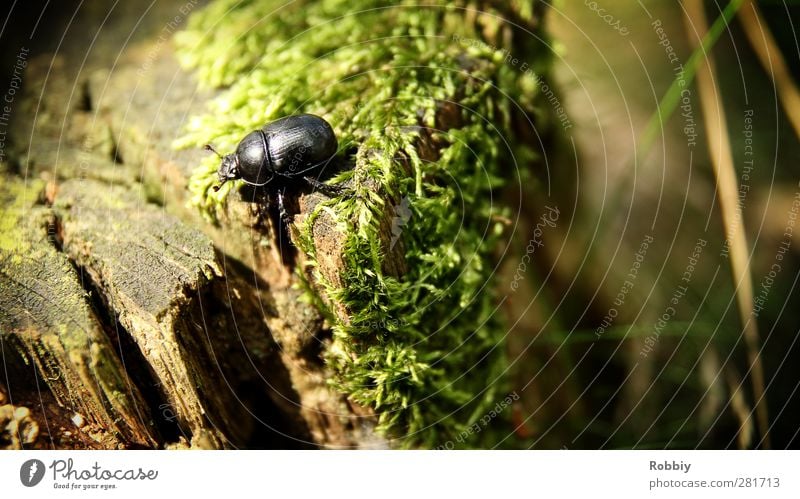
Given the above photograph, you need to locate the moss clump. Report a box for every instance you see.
[175,0,546,447]
[0,179,44,255]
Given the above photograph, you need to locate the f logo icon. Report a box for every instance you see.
[20,459,45,487]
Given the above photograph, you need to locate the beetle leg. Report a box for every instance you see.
[304,176,347,197]
[276,189,292,226]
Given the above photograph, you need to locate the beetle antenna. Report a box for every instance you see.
[204,144,222,158]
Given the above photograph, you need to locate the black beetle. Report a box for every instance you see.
[205,113,342,221]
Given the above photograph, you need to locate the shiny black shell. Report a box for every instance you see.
[235,114,337,186]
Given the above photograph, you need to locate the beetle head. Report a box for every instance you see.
[205,144,240,191]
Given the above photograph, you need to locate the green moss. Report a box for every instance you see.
[175,0,546,447]
[0,179,44,254]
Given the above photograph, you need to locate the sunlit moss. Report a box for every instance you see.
[0,178,44,254]
[175,0,547,447]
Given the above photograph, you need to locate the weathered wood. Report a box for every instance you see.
[52,178,232,447]
[53,178,319,449]
[0,178,157,449]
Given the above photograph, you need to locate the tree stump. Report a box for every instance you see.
[1,0,548,449]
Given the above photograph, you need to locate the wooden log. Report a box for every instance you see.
[0,178,157,449]
[52,178,321,448]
